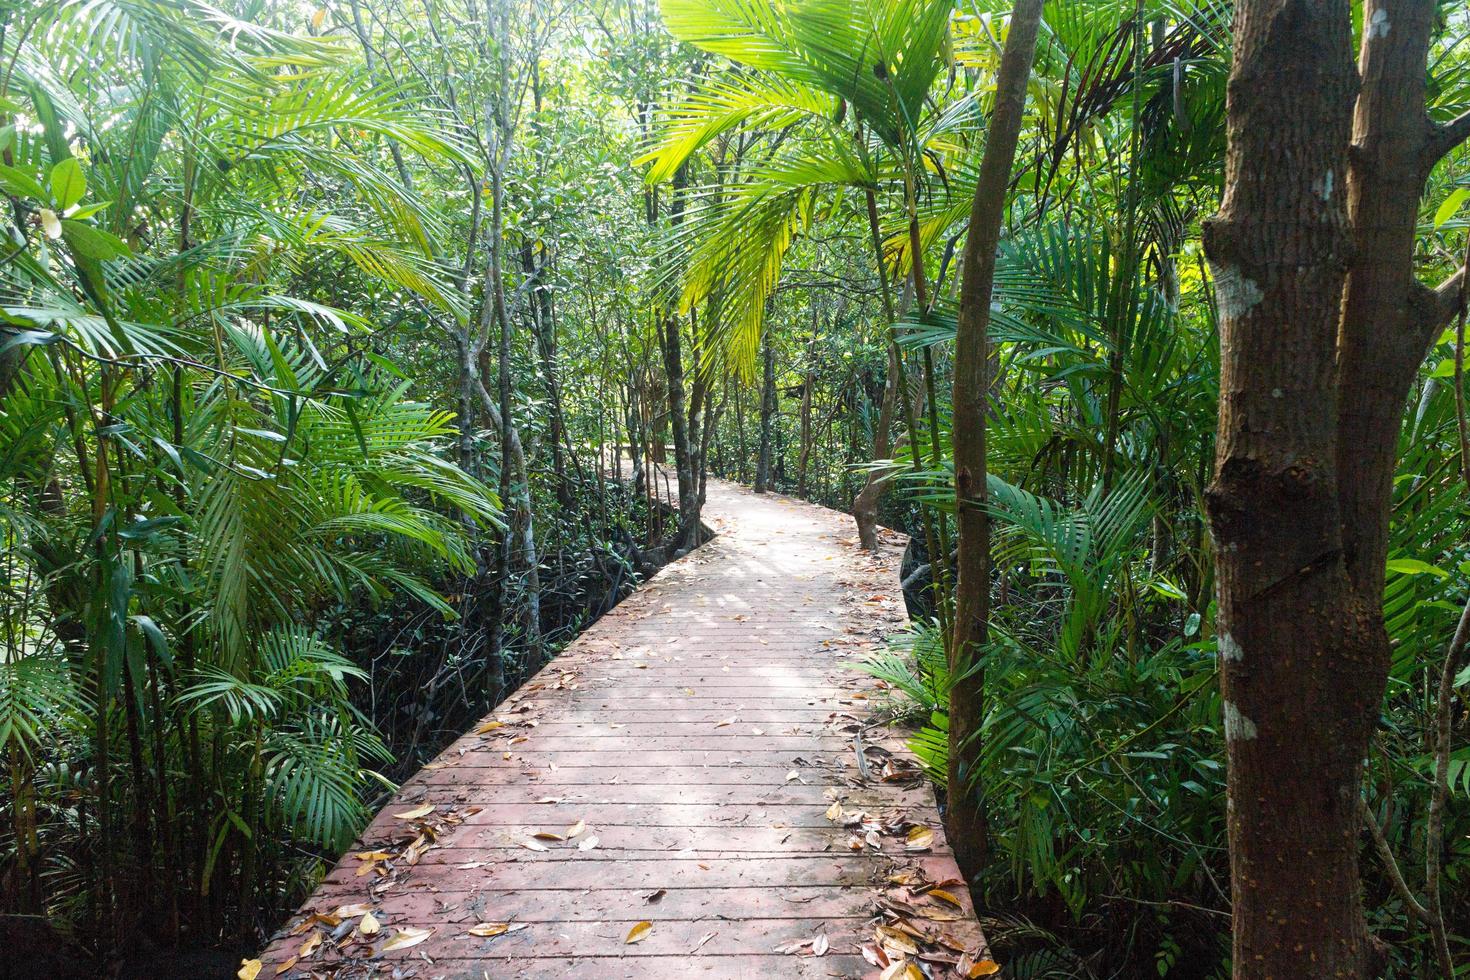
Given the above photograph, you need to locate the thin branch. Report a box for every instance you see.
[1430,264,1467,328]
[1427,108,1470,166]
[1358,797,1434,926]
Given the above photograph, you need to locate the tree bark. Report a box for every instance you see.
[754,335,776,493]
[947,0,1043,882]
[852,189,902,549]
[1203,0,1470,972]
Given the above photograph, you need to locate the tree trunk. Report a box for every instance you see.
[1199,0,1470,972]
[947,0,1043,882]
[754,335,776,493]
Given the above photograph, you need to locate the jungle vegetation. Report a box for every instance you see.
[1,0,1469,976]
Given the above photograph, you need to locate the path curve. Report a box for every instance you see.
[258,478,989,978]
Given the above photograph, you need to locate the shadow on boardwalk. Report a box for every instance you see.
[257,478,990,978]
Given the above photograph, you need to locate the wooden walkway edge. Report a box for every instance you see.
[256,478,991,979]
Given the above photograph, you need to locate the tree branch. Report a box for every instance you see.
[1427,109,1470,166]
[1424,265,1468,331]
[1358,797,1434,927]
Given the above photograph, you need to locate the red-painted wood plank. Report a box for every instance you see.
[253,480,988,979]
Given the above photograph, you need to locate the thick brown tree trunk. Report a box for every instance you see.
[1205,1,1469,973]
[947,0,1043,882]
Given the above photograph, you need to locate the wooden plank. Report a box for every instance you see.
[254,479,987,979]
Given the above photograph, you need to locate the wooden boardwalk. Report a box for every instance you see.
[257,479,991,978]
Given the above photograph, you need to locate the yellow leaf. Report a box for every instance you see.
[468,921,526,938]
[566,820,586,838]
[238,959,263,980]
[928,888,962,907]
[625,920,653,944]
[310,8,326,29]
[467,922,508,937]
[393,804,435,820]
[969,961,1003,977]
[474,720,505,734]
[274,957,297,976]
[381,927,433,951]
[359,911,381,936]
[825,801,843,822]
[297,932,321,958]
[905,826,935,851]
[533,830,565,841]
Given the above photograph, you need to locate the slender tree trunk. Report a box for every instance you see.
[734,381,749,483]
[948,0,1043,882]
[852,190,901,549]
[754,336,776,493]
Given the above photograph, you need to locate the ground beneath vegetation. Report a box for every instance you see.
[254,478,990,978]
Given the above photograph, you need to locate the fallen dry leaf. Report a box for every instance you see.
[565,820,586,838]
[691,930,717,953]
[333,903,373,918]
[297,932,321,958]
[392,803,435,821]
[518,838,549,852]
[579,835,600,850]
[643,888,666,903]
[358,911,381,936]
[968,961,1002,977]
[625,921,653,944]
[381,927,433,951]
[812,933,830,956]
[474,720,504,734]
[273,958,297,976]
[905,826,935,851]
[533,830,565,841]
[467,922,528,938]
[238,960,262,980]
[928,888,962,907]
[879,961,924,980]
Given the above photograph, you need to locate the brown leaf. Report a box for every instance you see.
[625,921,653,944]
[392,803,435,821]
[297,932,322,959]
[274,957,297,976]
[237,960,263,980]
[381,927,433,951]
[643,888,666,903]
[968,961,1002,977]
